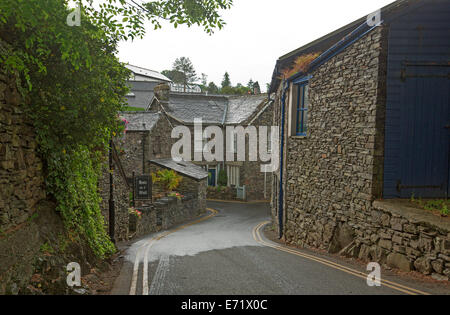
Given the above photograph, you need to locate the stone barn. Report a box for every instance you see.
[270,0,450,279]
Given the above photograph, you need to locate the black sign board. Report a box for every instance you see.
[134,175,152,200]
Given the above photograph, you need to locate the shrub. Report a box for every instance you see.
[152,170,183,193]
[218,169,228,187]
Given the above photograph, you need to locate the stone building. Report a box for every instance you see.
[117,111,175,176]
[149,158,208,212]
[125,64,172,110]
[270,0,450,279]
[151,84,274,201]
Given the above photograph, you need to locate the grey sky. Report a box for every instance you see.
[118,0,395,91]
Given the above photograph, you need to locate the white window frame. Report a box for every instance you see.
[227,165,240,187]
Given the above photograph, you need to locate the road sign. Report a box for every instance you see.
[135,175,152,200]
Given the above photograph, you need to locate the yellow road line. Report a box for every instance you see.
[253,221,430,296]
[129,247,142,295]
[129,208,219,295]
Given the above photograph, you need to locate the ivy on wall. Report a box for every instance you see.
[0,0,129,258]
[0,0,233,258]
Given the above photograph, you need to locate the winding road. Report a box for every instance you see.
[110,201,448,295]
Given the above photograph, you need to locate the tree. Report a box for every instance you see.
[201,73,208,86]
[0,0,233,258]
[173,57,198,92]
[161,69,185,83]
[199,73,208,92]
[207,82,220,94]
[221,72,231,89]
[82,0,233,41]
[247,79,254,89]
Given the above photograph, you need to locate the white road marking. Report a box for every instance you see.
[129,245,143,295]
[149,255,170,295]
[142,242,155,295]
[128,209,218,295]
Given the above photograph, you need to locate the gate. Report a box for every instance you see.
[398,63,450,198]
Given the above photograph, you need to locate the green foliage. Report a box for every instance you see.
[0,0,232,258]
[219,72,252,95]
[40,242,55,255]
[411,197,449,218]
[423,199,449,217]
[207,81,220,94]
[46,148,116,257]
[161,69,185,83]
[0,0,126,258]
[221,72,231,88]
[173,57,197,90]
[218,169,227,187]
[27,213,39,222]
[124,106,146,112]
[80,0,233,41]
[152,169,183,193]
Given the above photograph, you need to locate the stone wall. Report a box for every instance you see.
[116,131,148,177]
[207,186,238,201]
[132,194,205,238]
[115,113,174,177]
[273,26,450,280]
[0,70,105,293]
[148,162,207,213]
[242,101,274,201]
[277,27,387,245]
[0,73,46,233]
[99,153,131,242]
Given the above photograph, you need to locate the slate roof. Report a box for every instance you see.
[120,112,161,132]
[165,93,228,124]
[164,93,268,125]
[226,94,268,125]
[126,64,171,83]
[125,81,159,109]
[149,159,209,180]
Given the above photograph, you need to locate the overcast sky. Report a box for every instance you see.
[118,0,396,91]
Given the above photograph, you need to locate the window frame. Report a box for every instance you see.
[295,82,308,136]
[227,165,240,187]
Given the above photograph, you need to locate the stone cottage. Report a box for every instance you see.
[151,84,275,201]
[270,0,450,279]
[117,111,174,176]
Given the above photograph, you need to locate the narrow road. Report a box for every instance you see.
[111,201,447,295]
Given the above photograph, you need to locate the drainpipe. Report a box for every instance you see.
[278,81,288,239]
[221,101,229,171]
[142,125,146,174]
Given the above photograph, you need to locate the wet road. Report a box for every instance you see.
[111,201,442,295]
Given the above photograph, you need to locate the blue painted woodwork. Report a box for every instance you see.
[383,0,450,198]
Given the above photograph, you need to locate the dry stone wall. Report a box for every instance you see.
[0,74,46,232]
[273,27,450,280]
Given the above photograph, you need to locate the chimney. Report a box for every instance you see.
[253,81,261,95]
[154,83,170,103]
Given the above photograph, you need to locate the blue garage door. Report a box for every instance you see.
[398,64,450,198]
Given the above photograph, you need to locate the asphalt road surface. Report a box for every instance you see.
[111,201,449,295]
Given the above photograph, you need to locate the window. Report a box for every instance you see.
[227,165,240,187]
[295,83,309,136]
[267,129,272,153]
